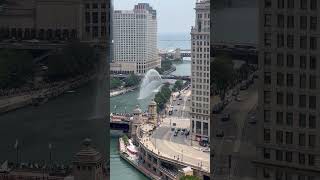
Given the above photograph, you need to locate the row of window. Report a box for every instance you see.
[264,52,317,70]
[264,72,317,89]
[264,0,318,10]
[264,14,317,31]
[264,91,317,109]
[264,110,317,129]
[191,120,209,135]
[85,3,106,9]
[264,33,318,50]
[264,129,317,148]
[263,168,316,180]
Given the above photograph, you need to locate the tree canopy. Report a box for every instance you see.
[173,80,183,92]
[211,53,234,100]
[124,73,140,87]
[0,49,33,89]
[154,84,171,112]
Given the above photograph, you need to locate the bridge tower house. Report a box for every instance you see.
[148,99,158,125]
[130,105,143,140]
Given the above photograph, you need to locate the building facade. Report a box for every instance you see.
[190,0,210,142]
[255,0,320,179]
[0,0,107,42]
[112,3,160,75]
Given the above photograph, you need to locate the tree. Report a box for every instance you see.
[47,41,98,81]
[0,49,33,89]
[110,77,122,89]
[154,84,171,112]
[211,53,234,100]
[124,73,140,87]
[180,175,201,180]
[173,80,183,91]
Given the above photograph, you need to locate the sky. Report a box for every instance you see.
[113,0,196,34]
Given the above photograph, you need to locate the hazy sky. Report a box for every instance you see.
[113,0,196,34]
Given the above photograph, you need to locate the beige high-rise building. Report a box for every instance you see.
[190,0,210,142]
[255,0,320,179]
[112,3,160,75]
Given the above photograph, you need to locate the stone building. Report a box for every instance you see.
[255,0,320,179]
[0,0,108,42]
[148,99,158,125]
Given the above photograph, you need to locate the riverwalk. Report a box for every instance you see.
[110,86,138,97]
[0,73,96,114]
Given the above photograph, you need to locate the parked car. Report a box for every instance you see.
[174,132,178,136]
[171,128,175,131]
[221,113,230,121]
[199,140,208,147]
[232,89,239,96]
[235,95,242,102]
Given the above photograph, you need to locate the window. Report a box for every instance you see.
[299,133,306,146]
[287,35,294,48]
[277,92,284,105]
[276,130,283,144]
[300,36,307,49]
[264,128,271,143]
[276,171,283,180]
[286,112,293,126]
[310,56,317,70]
[308,134,316,148]
[309,96,316,109]
[277,14,285,28]
[309,115,316,129]
[264,91,271,104]
[286,151,293,162]
[276,150,283,161]
[277,53,284,66]
[287,93,294,106]
[299,95,306,107]
[265,14,272,27]
[92,12,98,23]
[287,16,294,28]
[286,132,293,144]
[264,110,271,122]
[265,0,272,8]
[278,0,284,8]
[299,113,307,127]
[300,16,308,30]
[287,74,294,86]
[264,148,271,159]
[92,3,98,9]
[264,72,271,84]
[300,55,307,69]
[300,74,306,88]
[277,72,284,86]
[264,52,271,65]
[277,111,284,124]
[310,0,317,10]
[288,0,294,8]
[277,33,284,47]
[265,33,272,46]
[309,75,316,89]
[310,37,317,50]
[299,153,305,164]
[300,0,307,9]
[309,154,315,166]
[287,54,294,67]
[310,16,317,30]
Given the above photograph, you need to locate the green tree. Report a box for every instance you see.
[154,84,171,112]
[173,80,183,91]
[124,73,140,87]
[211,53,234,100]
[47,41,98,81]
[0,49,33,88]
[110,77,122,89]
[180,175,201,180]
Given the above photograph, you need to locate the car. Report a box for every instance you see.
[174,132,178,136]
[182,128,186,132]
[181,131,184,135]
[174,109,178,111]
[171,128,175,131]
[235,96,242,102]
[202,148,210,152]
[177,103,180,105]
[232,89,239,96]
[177,128,181,132]
[188,98,191,101]
[221,114,230,121]
[199,140,208,147]
[179,98,183,100]
[216,130,224,138]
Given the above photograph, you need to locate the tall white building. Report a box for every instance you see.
[190,0,210,142]
[112,3,160,75]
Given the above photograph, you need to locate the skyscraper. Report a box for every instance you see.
[255,0,320,179]
[190,0,210,142]
[112,3,160,75]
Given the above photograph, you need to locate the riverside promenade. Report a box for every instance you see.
[0,73,96,114]
[110,85,138,97]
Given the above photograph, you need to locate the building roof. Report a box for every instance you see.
[149,99,157,106]
[133,105,142,114]
[73,138,103,163]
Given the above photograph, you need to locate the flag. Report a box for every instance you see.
[14,139,18,149]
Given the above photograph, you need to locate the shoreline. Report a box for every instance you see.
[0,73,96,114]
[110,85,139,98]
